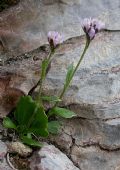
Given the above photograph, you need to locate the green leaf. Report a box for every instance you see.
[17,125,28,134]
[3,117,17,129]
[41,59,49,80]
[49,107,76,118]
[41,96,61,102]
[48,121,61,134]
[65,63,74,87]
[14,96,37,125]
[14,95,49,137]
[21,136,43,147]
[29,106,49,137]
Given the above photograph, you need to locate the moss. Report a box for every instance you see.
[0,0,19,12]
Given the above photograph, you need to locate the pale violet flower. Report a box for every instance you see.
[48,31,63,49]
[81,18,105,40]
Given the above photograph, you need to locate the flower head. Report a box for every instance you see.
[81,18,105,40]
[48,31,63,50]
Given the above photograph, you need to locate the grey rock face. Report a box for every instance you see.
[29,144,79,170]
[0,0,120,55]
[43,31,120,169]
[0,30,120,170]
[0,140,12,170]
[0,0,120,170]
[71,145,120,170]
[45,31,120,119]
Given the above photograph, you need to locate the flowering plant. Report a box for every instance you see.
[3,18,105,147]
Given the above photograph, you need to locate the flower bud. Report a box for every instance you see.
[48,31,63,50]
[81,18,105,40]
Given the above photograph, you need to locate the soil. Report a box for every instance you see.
[9,153,30,170]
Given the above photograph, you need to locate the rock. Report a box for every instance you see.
[0,140,12,170]
[7,141,32,157]
[0,140,7,160]
[0,30,120,169]
[0,46,47,117]
[49,131,73,153]
[0,1,120,169]
[44,31,120,120]
[53,118,120,151]
[71,145,120,170]
[29,143,79,170]
[0,75,25,117]
[43,30,120,169]
[0,0,119,55]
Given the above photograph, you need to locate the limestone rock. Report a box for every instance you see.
[0,47,47,117]
[29,143,79,170]
[0,140,12,170]
[0,0,120,169]
[0,0,119,55]
[0,30,120,170]
[71,145,120,170]
[7,141,32,157]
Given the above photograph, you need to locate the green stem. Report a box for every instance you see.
[54,37,90,107]
[37,50,55,104]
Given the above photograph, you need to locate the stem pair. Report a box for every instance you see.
[33,37,90,111]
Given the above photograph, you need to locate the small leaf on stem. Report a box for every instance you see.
[65,63,74,88]
[41,59,49,80]
[49,107,76,118]
[41,96,61,102]
[21,136,43,147]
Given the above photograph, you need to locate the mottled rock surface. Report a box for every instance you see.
[30,143,79,170]
[0,140,12,170]
[0,0,120,170]
[0,0,120,55]
[0,30,120,170]
[71,145,120,170]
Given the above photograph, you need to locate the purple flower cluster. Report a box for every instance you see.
[81,18,105,40]
[48,31,63,49]
[47,18,105,49]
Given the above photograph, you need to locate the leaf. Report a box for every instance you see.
[21,136,43,147]
[3,117,17,129]
[17,125,28,134]
[41,96,61,102]
[14,96,37,125]
[41,59,49,80]
[65,63,74,87]
[49,107,76,118]
[30,127,49,137]
[29,106,49,137]
[48,121,61,134]
[14,95,49,137]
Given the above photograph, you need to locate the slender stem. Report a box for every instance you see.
[37,78,43,105]
[28,52,53,97]
[37,50,55,104]
[53,37,90,107]
[48,50,54,61]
